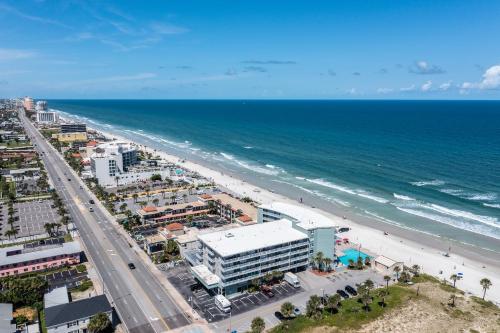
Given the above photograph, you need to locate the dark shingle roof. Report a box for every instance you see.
[45,295,112,327]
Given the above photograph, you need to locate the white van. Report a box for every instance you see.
[284,272,301,288]
[214,294,231,313]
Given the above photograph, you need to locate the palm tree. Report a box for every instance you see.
[364,279,375,296]
[347,258,355,269]
[412,264,420,276]
[250,317,265,333]
[378,289,388,307]
[450,274,458,288]
[480,278,492,300]
[400,271,411,283]
[448,293,457,307]
[44,223,53,236]
[314,251,324,272]
[138,201,147,209]
[326,294,341,313]
[60,216,70,232]
[119,203,128,213]
[132,193,139,203]
[383,275,391,291]
[393,266,401,280]
[152,198,160,207]
[306,295,322,319]
[361,292,372,312]
[182,193,188,203]
[4,229,16,240]
[323,257,332,272]
[170,195,176,204]
[281,301,294,319]
[263,272,273,285]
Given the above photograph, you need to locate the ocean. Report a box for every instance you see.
[48,100,500,252]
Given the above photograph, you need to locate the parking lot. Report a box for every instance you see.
[0,200,60,239]
[166,264,304,323]
[44,268,89,291]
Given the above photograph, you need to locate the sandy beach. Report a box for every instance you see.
[81,123,500,304]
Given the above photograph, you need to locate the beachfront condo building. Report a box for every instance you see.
[36,110,59,123]
[192,219,310,295]
[60,123,87,133]
[258,202,337,261]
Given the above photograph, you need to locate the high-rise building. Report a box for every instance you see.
[23,96,34,111]
[35,100,48,112]
[60,123,87,133]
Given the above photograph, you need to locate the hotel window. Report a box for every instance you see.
[67,320,79,328]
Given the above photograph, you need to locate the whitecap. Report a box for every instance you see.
[483,203,500,209]
[307,178,389,204]
[410,179,445,187]
[393,193,416,201]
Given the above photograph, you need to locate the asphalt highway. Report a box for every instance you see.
[20,111,191,333]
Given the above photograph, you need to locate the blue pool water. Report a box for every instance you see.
[338,248,371,266]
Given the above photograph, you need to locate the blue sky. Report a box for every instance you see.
[1,0,500,99]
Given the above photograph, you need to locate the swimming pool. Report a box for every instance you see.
[338,248,371,266]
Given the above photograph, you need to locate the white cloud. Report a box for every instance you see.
[421,80,432,92]
[439,81,452,91]
[460,65,500,91]
[377,88,393,94]
[409,61,446,75]
[0,48,35,61]
[400,84,416,92]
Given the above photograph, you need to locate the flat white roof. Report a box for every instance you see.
[374,255,401,268]
[198,219,308,257]
[44,286,69,309]
[259,202,340,230]
[0,241,81,266]
[191,264,220,287]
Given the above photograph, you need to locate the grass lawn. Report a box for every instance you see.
[271,285,416,333]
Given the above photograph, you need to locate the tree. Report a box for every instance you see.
[383,275,391,291]
[448,293,457,307]
[281,301,294,318]
[44,223,53,236]
[87,312,112,333]
[314,251,324,272]
[361,292,372,312]
[364,256,371,266]
[4,229,16,240]
[400,271,411,283]
[151,174,162,182]
[251,317,265,333]
[138,201,147,209]
[323,258,332,272]
[393,266,401,280]
[347,258,355,269]
[132,193,139,203]
[263,272,273,285]
[152,198,160,207]
[306,295,322,319]
[363,279,375,296]
[170,195,176,204]
[450,274,458,288]
[119,203,128,213]
[326,294,341,313]
[182,193,188,203]
[411,264,420,276]
[480,278,492,300]
[378,289,388,307]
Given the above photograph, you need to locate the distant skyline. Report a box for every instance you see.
[1,0,500,99]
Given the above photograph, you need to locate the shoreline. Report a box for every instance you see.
[62,115,500,303]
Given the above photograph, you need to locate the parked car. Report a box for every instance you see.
[345,285,358,296]
[89,199,95,204]
[89,207,94,212]
[293,307,301,316]
[274,311,285,321]
[337,289,350,299]
[128,263,136,269]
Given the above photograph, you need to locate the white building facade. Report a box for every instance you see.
[195,219,310,295]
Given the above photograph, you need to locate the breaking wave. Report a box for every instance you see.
[410,179,446,187]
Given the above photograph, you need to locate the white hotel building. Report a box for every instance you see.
[193,219,310,295]
[258,202,338,260]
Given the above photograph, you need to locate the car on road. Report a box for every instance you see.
[274,311,285,321]
[89,199,95,204]
[89,207,94,212]
[337,289,350,299]
[293,307,301,316]
[67,178,71,181]
[345,285,357,296]
[128,263,136,269]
